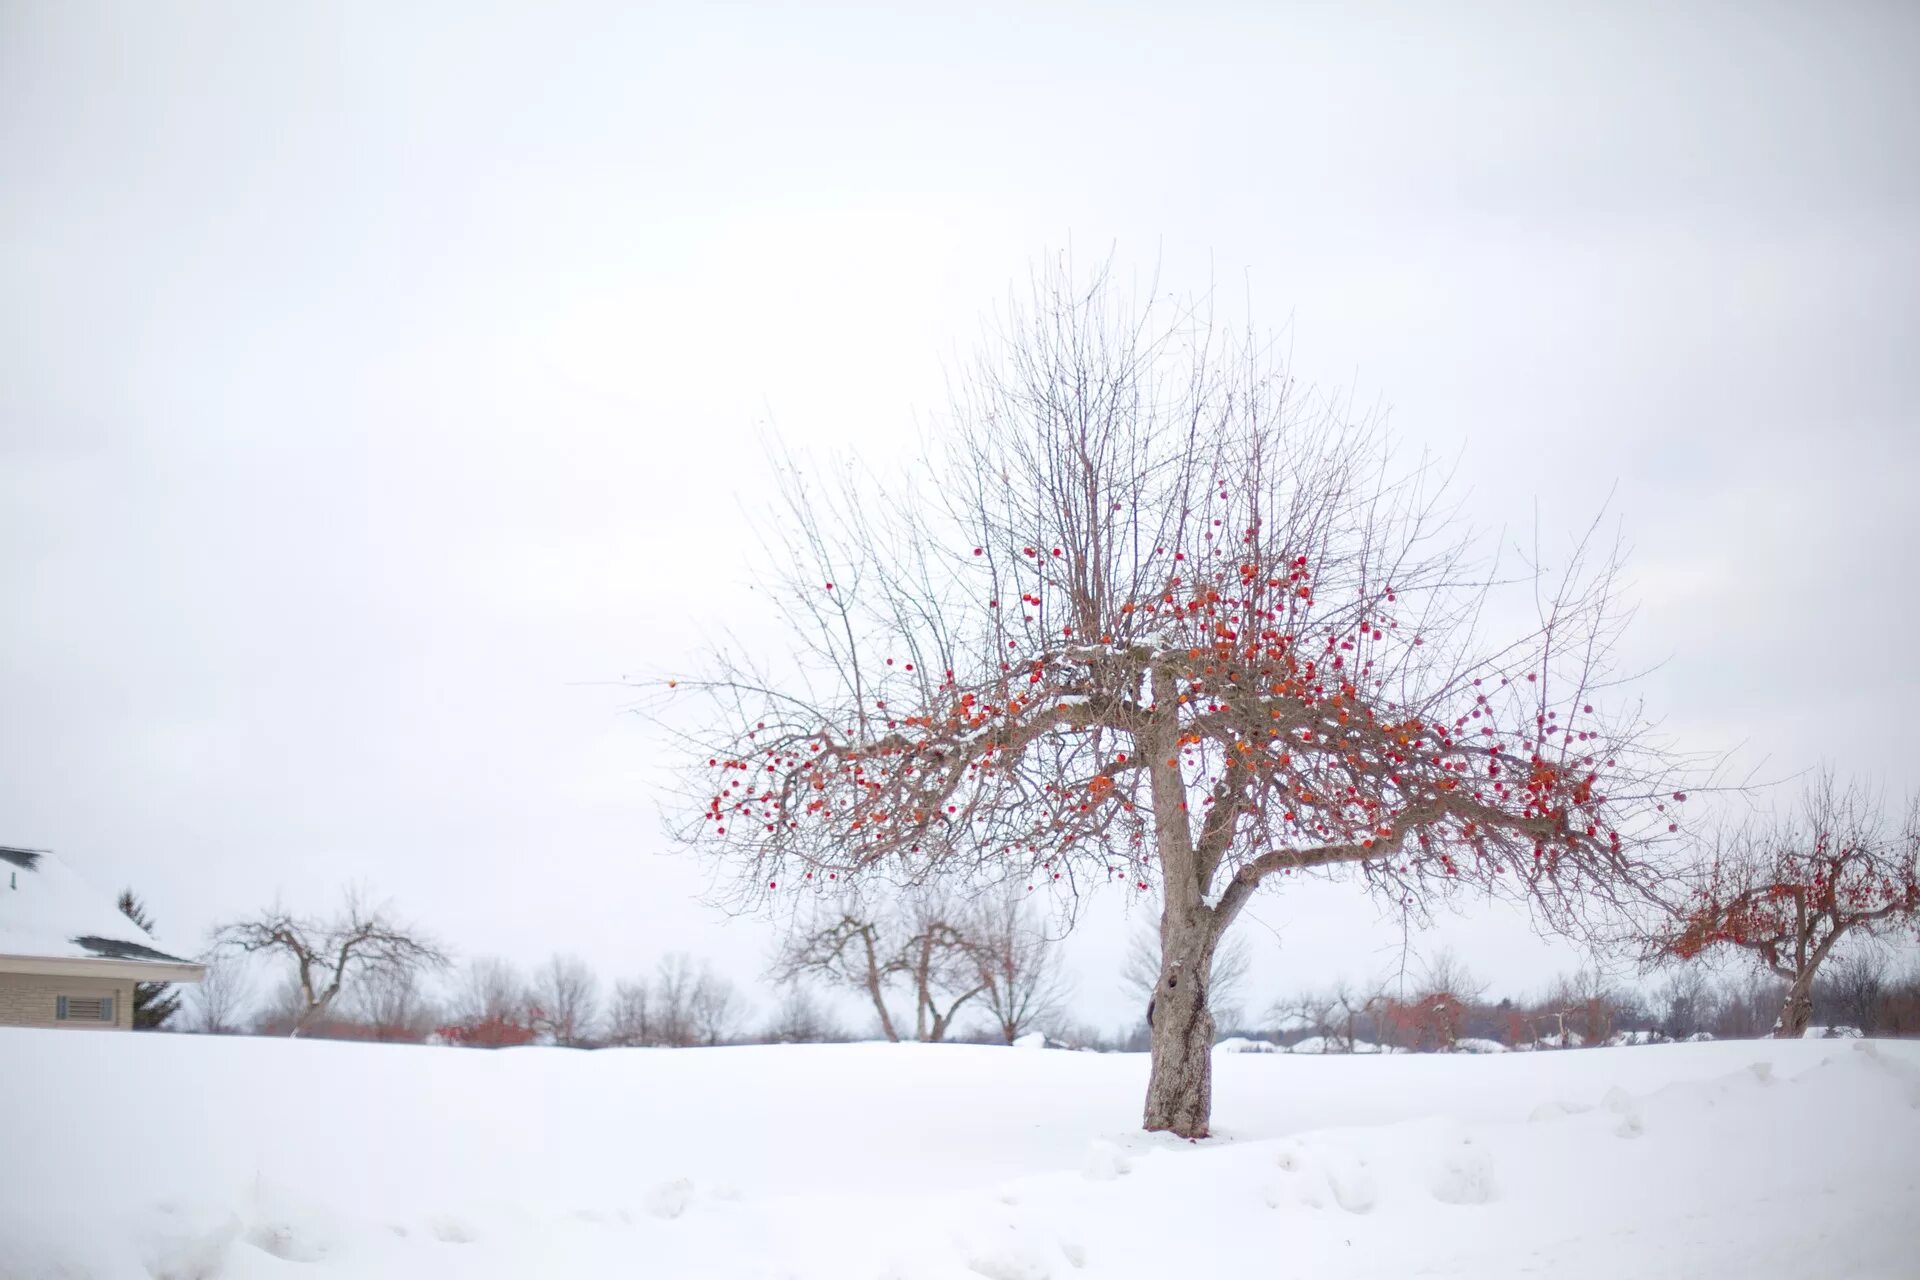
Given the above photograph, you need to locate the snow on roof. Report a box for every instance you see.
[0,846,193,965]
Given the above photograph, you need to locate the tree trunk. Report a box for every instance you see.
[290,982,342,1039]
[859,929,900,1042]
[1143,913,1219,1138]
[291,998,325,1038]
[1774,972,1816,1039]
[911,935,932,1041]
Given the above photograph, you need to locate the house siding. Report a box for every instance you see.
[0,971,133,1029]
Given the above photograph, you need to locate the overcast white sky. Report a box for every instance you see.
[4,3,1917,1033]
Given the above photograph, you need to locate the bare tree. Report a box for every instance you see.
[1655,773,1919,1037]
[1336,983,1392,1051]
[902,895,987,1042]
[968,891,1073,1043]
[770,893,987,1042]
[449,956,529,1024]
[1881,961,1920,1037]
[1273,981,1388,1052]
[645,952,739,1046]
[346,963,441,1042]
[1539,968,1628,1047]
[1417,949,1487,1004]
[211,893,448,1037]
[651,952,703,1046]
[660,261,1693,1135]
[1656,965,1715,1041]
[1267,989,1336,1046]
[690,965,740,1046]
[436,957,539,1046]
[186,954,255,1034]
[1821,951,1887,1036]
[531,953,601,1047]
[605,978,653,1047]
[762,983,844,1043]
[1709,970,1788,1039]
[1123,920,1250,1030]
[771,906,908,1041]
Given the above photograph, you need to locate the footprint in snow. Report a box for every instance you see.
[1082,1140,1131,1181]
[1528,1097,1594,1122]
[1324,1156,1377,1214]
[964,1240,1055,1280]
[1431,1138,1496,1205]
[247,1219,338,1260]
[645,1178,695,1220]
[136,1202,243,1278]
[1601,1086,1645,1138]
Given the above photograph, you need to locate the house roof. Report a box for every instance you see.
[0,846,197,968]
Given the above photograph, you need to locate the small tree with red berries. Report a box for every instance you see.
[659,261,1693,1137]
[1655,773,1919,1038]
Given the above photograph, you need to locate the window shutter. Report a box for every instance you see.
[101,996,114,1024]
[56,995,68,1020]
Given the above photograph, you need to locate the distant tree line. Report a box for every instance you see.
[147,883,1920,1054]
[1248,949,1920,1054]
[164,886,1077,1049]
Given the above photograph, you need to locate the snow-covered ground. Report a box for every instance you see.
[3,1032,1916,1279]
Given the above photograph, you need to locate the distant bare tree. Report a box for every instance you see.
[1376,953,1487,1051]
[345,964,441,1042]
[1270,984,1386,1051]
[763,984,844,1043]
[689,965,740,1046]
[903,895,987,1042]
[1710,970,1788,1039]
[1052,1022,1115,1052]
[1822,951,1887,1036]
[1656,966,1715,1041]
[531,953,601,1047]
[642,952,740,1046]
[211,893,448,1037]
[1269,981,1394,1051]
[1335,983,1391,1050]
[968,892,1072,1043]
[1267,989,1335,1044]
[449,956,530,1026]
[1123,921,1251,1030]
[651,952,703,1046]
[1417,950,1487,1004]
[1540,969,1629,1046]
[187,954,255,1034]
[605,978,653,1047]
[772,906,907,1041]
[1882,962,1920,1037]
[772,894,988,1042]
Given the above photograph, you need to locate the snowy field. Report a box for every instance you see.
[3,1032,1917,1279]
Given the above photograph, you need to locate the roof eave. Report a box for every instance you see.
[0,952,207,983]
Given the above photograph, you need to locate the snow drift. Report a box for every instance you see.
[1,1031,1916,1278]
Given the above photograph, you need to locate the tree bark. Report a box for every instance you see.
[1142,910,1219,1138]
[1774,971,1816,1038]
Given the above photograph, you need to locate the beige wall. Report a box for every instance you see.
[0,971,133,1029]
